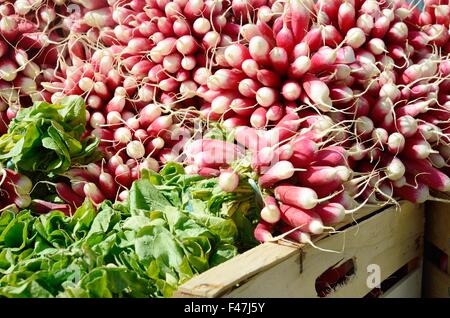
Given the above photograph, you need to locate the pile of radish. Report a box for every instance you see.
[0,0,449,245]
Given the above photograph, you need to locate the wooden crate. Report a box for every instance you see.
[175,201,424,298]
[382,266,423,298]
[425,201,450,261]
[423,201,450,298]
[423,260,450,298]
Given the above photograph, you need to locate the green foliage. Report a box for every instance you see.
[0,164,259,298]
[0,96,100,175]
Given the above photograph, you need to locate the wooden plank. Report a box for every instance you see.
[176,201,424,298]
[225,201,423,298]
[423,260,450,298]
[175,243,298,298]
[175,203,384,298]
[425,202,450,259]
[381,266,423,298]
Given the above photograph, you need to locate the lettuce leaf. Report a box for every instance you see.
[0,164,259,298]
[0,96,101,175]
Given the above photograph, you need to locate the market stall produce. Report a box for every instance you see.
[0,0,448,298]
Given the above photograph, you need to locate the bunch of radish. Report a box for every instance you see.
[176,0,450,243]
[232,114,357,242]
[0,0,449,246]
[57,155,161,210]
[0,0,118,130]
[0,1,64,130]
[37,0,245,172]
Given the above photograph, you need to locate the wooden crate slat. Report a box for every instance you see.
[381,266,423,298]
[175,203,382,298]
[176,201,424,298]
[425,201,450,258]
[423,260,450,298]
[226,201,423,298]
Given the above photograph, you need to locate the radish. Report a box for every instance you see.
[429,153,447,169]
[309,46,337,73]
[274,185,320,210]
[241,59,260,78]
[107,155,123,175]
[355,116,374,136]
[147,115,173,136]
[345,27,366,49]
[84,182,106,205]
[84,8,115,28]
[266,104,284,122]
[393,176,407,189]
[249,36,271,65]
[126,140,146,159]
[335,46,356,64]
[330,191,358,210]
[282,81,302,101]
[188,166,217,177]
[256,87,278,107]
[99,171,118,200]
[261,196,281,224]
[223,117,248,129]
[210,94,234,114]
[6,170,30,193]
[207,69,244,90]
[0,59,18,81]
[290,0,310,42]
[297,166,346,188]
[396,101,431,117]
[438,144,450,161]
[256,69,281,87]
[393,182,430,204]
[234,126,267,151]
[314,146,348,166]
[279,225,314,245]
[230,98,255,116]
[302,75,332,112]
[237,79,260,98]
[254,221,274,242]
[258,161,296,188]
[387,22,409,42]
[193,148,238,169]
[140,157,160,172]
[288,56,311,79]
[402,137,433,160]
[290,138,318,168]
[224,44,250,69]
[115,164,132,188]
[388,133,405,154]
[114,127,133,144]
[219,169,240,192]
[86,163,101,180]
[293,43,310,59]
[367,38,386,55]
[279,203,325,234]
[31,200,71,216]
[269,47,289,73]
[253,144,293,172]
[384,157,406,182]
[314,202,346,225]
[401,158,450,192]
[106,95,125,113]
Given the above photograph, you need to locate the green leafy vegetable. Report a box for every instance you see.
[0,96,101,175]
[0,164,259,298]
